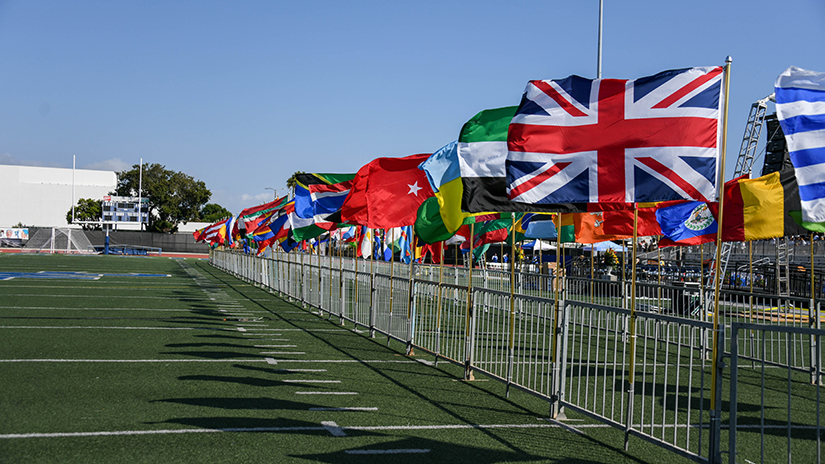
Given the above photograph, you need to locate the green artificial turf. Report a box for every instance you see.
[0,254,816,463]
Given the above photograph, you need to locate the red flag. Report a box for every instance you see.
[341,154,434,228]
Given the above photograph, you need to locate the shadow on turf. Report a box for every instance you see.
[152,397,326,410]
[191,261,658,463]
[292,436,596,464]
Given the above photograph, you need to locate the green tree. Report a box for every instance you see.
[114,163,211,233]
[66,198,102,230]
[286,171,305,198]
[200,203,232,223]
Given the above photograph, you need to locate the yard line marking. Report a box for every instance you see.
[346,449,429,455]
[0,359,270,363]
[295,392,358,395]
[0,326,234,331]
[259,352,305,355]
[0,358,410,364]
[546,418,584,435]
[0,422,584,439]
[309,407,377,411]
[274,369,327,372]
[321,421,346,437]
[283,380,340,383]
[0,307,203,312]
[254,345,296,348]
[237,327,247,332]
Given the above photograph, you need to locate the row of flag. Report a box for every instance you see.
[195,65,825,257]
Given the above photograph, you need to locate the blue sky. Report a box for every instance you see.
[1,1,823,215]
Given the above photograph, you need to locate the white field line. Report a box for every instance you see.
[0,326,238,331]
[321,421,346,437]
[259,352,306,355]
[254,345,297,348]
[282,380,341,384]
[273,369,327,373]
[0,359,270,363]
[0,422,593,439]
[295,392,358,395]
[309,407,377,411]
[0,307,204,312]
[0,294,220,301]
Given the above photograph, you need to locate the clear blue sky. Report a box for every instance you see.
[1,0,823,215]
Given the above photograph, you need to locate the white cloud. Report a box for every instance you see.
[240,192,272,204]
[82,158,131,172]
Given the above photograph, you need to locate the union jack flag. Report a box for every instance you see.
[506,67,724,204]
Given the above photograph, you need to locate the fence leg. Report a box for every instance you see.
[729,325,739,464]
[708,326,724,464]
[369,273,376,339]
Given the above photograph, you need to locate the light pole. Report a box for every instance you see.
[265,187,286,201]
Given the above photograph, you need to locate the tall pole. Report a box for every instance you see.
[506,215,517,397]
[465,222,475,380]
[138,158,144,230]
[71,155,76,224]
[597,0,603,79]
[709,56,733,464]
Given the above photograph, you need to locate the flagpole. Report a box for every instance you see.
[709,56,732,463]
[370,229,376,338]
[406,225,416,356]
[464,222,475,381]
[435,241,444,366]
[624,204,639,450]
[388,228,395,347]
[597,0,603,79]
[549,213,564,418]
[506,215,517,397]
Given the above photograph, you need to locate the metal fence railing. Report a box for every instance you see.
[210,249,824,464]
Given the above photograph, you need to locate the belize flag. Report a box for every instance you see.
[656,201,717,247]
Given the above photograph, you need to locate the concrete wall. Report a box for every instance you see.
[81,230,210,254]
[0,164,116,228]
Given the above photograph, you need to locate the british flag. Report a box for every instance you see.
[506,67,724,205]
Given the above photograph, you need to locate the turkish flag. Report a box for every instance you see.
[341,154,434,228]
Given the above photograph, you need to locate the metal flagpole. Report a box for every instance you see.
[388,228,395,346]
[624,204,639,450]
[597,0,603,79]
[506,215,517,397]
[435,242,444,366]
[138,158,144,230]
[549,213,564,418]
[709,56,733,464]
[406,225,416,356]
[464,222,475,380]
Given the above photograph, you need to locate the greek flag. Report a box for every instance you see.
[776,66,825,222]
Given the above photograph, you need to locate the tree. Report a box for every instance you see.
[114,163,211,233]
[66,198,102,230]
[200,203,232,223]
[286,171,305,198]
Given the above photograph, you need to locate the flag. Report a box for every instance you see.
[600,206,663,237]
[722,172,784,241]
[358,227,373,259]
[294,173,356,228]
[456,106,587,214]
[192,227,207,242]
[238,196,289,236]
[507,66,724,205]
[341,154,435,228]
[775,66,825,222]
[396,225,414,264]
[656,201,718,247]
[572,212,633,244]
[289,212,325,242]
[789,211,825,233]
[203,218,230,246]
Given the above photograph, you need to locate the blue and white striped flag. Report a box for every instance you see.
[776,66,825,223]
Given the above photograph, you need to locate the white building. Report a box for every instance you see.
[0,164,116,228]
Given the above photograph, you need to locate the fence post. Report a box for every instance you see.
[728,325,739,464]
[708,323,725,464]
[369,271,377,338]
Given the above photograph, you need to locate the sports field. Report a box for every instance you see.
[0,254,696,463]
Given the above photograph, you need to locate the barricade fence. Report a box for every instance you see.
[210,249,823,463]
